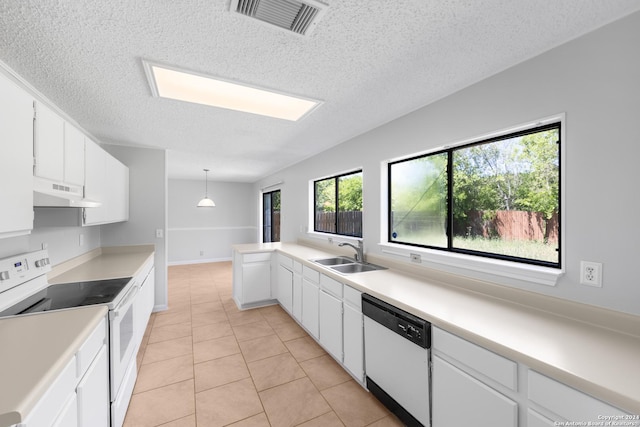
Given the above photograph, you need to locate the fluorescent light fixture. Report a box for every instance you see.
[143,61,321,121]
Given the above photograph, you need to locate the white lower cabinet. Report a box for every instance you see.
[292,261,302,322]
[527,409,555,427]
[20,316,109,427]
[342,285,364,383]
[432,355,517,427]
[232,250,273,309]
[301,275,320,339]
[51,393,78,427]
[319,289,343,361]
[527,370,631,424]
[277,261,293,314]
[76,345,110,427]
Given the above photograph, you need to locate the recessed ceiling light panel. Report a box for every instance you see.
[142,60,321,121]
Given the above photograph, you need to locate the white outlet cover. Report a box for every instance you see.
[580,261,602,287]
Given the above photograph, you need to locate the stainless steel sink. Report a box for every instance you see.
[330,262,387,274]
[311,256,355,266]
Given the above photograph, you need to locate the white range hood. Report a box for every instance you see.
[33,176,101,208]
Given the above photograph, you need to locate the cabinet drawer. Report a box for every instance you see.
[528,370,629,421]
[343,285,362,310]
[433,327,517,390]
[279,254,293,269]
[320,274,343,298]
[433,355,517,427]
[243,252,271,263]
[25,355,77,426]
[76,317,107,376]
[303,266,320,283]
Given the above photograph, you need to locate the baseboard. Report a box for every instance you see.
[168,257,232,266]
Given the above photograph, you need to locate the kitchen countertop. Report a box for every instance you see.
[0,305,108,427]
[48,244,155,284]
[0,244,155,427]
[233,242,640,414]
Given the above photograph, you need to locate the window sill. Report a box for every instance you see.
[377,243,563,287]
[306,231,362,243]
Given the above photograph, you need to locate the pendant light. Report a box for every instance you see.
[197,169,216,207]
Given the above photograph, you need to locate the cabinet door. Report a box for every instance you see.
[0,72,33,236]
[242,262,272,303]
[319,290,343,362]
[63,122,85,186]
[301,278,319,339]
[432,355,517,427]
[84,139,107,225]
[51,392,78,427]
[292,272,302,322]
[34,100,64,181]
[106,154,129,222]
[528,409,555,427]
[277,264,293,314]
[343,303,364,382]
[77,345,110,427]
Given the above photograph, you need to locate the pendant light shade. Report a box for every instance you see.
[197,169,216,207]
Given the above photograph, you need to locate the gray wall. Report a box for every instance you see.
[0,223,101,265]
[168,179,257,264]
[254,12,640,315]
[102,145,168,311]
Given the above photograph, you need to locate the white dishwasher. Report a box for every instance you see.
[363,294,431,427]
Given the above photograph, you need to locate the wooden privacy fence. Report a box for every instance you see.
[315,211,363,236]
[461,210,558,243]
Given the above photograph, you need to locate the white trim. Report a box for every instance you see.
[378,242,563,286]
[168,257,232,266]
[168,226,256,231]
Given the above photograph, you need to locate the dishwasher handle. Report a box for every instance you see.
[362,293,431,349]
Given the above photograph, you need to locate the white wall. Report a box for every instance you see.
[254,12,640,315]
[0,224,101,265]
[101,145,168,311]
[168,179,257,264]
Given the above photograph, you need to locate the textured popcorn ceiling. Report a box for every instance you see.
[1,1,639,181]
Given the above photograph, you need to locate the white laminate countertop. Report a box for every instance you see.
[48,244,155,284]
[0,305,108,427]
[233,242,640,414]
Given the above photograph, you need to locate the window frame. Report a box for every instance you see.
[383,115,565,283]
[262,189,281,243]
[313,169,363,238]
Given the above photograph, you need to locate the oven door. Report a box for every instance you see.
[109,283,139,400]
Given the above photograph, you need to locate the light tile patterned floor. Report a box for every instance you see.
[124,261,403,427]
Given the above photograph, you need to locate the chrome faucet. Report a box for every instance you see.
[338,240,364,263]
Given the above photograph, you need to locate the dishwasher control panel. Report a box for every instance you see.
[362,293,431,348]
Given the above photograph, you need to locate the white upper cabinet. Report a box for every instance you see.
[0,72,34,238]
[84,139,128,226]
[33,100,65,181]
[63,122,85,186]
[34,101,86,187]
[84,139,107,225]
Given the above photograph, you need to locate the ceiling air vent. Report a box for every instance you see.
[230,0,327,36]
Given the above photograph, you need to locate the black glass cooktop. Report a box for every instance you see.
[0,277,131,317]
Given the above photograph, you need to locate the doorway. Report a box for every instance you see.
[263,190,281,242]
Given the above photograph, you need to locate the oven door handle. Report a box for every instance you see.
[111,284,138,318]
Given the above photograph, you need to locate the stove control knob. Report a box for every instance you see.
[0,271,9,281]
[35,258,50,268]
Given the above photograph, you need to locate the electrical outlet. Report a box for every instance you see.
[156,229,164,238]
[200,250,204,256]
[410,253,422,263]
[580,261,602,287]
